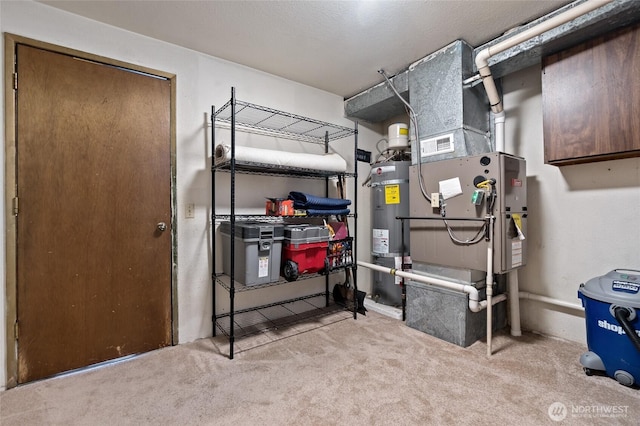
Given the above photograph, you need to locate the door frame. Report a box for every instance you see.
[3,33,178,388]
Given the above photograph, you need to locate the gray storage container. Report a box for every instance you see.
[283,224,329,247]
[220,221,284,286]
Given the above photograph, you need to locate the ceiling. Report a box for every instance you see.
[38,0,572,99]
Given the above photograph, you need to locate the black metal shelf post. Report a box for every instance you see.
[353,122,358,319]
[212,103,217,338]
[211,87,358,358]
[324,131,330,308]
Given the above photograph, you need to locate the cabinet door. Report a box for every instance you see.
[542,22,640,165]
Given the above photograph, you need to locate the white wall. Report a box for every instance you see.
[502,65,640,344]
[0,0,379,389]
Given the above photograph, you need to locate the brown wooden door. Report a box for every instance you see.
[15,44,172,383]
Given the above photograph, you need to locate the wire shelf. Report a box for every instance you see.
[214,100,355,144]
[214,271,341,293]
[212,213,355,222]
[213,294,351,339]
[212,159,356,179]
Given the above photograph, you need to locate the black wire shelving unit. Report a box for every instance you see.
[211,87,359,359]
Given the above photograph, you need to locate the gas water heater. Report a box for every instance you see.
[370,124,411,306]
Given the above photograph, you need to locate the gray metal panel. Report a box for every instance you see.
[408,42,464,137]
[407,41,490,164]
[409,152,527,273]
[405,279,506,347]
[344,72,409,123]
[460,41,491,133]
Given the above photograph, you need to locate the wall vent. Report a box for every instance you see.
[420,133,454,158]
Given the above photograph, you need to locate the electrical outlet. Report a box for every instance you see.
[431,193,440,208]
[186,203,195,219]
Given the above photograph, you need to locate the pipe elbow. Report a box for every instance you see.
[475,48,491,70]
[493,110,506,122]
[466,286,486,312]
[469,299,488,313]
[466,285,479,301]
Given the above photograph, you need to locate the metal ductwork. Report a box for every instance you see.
[344,0,640,128]
[408,40,491,165]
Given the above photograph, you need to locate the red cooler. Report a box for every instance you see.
[281,225,329,281]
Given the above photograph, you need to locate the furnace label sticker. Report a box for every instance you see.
[511,240,523,267]
[372,228,389,254]
[385,184,400,204]
[258,256,269,277]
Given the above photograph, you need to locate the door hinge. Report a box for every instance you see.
[14,321,19,340]
[13,72,17,91]
[13,197,18,216]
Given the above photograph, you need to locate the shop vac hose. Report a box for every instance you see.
[614,307,640,353]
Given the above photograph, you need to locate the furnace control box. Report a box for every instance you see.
[409,152,527,273]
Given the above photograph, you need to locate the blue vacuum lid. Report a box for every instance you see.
[579,269,640,306]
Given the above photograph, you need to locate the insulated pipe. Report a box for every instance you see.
[357,260,489,312]
[474,0,613,114]
[519,291,584,311]
[491,293,507,306]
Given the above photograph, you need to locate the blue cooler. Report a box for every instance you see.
[578,269,640,387]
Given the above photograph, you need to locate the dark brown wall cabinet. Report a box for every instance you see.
[542,22,640,165]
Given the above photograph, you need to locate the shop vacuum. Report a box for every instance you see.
[578,269,640,387]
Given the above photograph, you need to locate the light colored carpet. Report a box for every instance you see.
[1,309,638,425]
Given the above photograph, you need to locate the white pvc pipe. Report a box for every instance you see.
[491,294,507,306]
[357,260,489,312]
[358,259,507,355]
[507,270,522,337]
[485,216,495,356]
[519,291,584,311]
[494,110,506,152]
[475,0,612,114]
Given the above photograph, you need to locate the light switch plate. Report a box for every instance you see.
[186,203,195,219]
